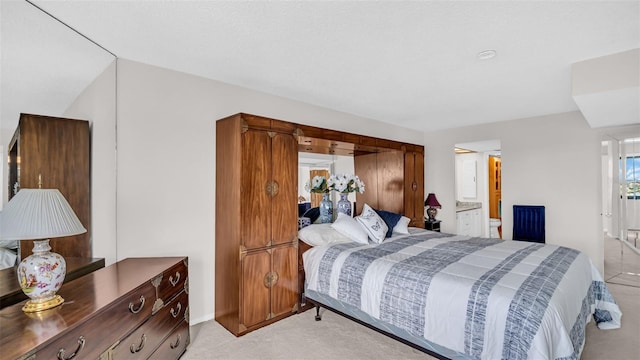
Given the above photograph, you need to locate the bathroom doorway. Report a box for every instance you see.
[454,140,501,238]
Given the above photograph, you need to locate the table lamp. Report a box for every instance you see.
[424,193,442,222]
[0,189,86,312]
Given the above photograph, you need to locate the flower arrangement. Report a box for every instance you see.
[329,173,365,194]
[305,174,365,194]
[306,175,330,193]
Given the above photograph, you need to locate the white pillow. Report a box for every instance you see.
[0,239,18,249]
[355,204,388,244]
[331,213,369,244]
[298,224,352,247]
[393,216,411,234]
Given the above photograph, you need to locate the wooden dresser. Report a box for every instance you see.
[0,257,189,360]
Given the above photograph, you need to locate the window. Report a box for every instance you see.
[626,155,640,200]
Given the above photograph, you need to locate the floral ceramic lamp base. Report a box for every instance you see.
[17,239,67,313]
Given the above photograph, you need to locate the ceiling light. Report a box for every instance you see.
[477,50,496,60]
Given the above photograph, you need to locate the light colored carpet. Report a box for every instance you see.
[184,237,639,359]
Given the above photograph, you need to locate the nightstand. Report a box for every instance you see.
[425,220,441,232]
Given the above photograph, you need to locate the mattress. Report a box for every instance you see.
[303,229,621,360]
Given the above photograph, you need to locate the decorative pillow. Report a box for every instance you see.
[374,209,403,238]
[302,207,321,223]
[298,223,352,247]
[393,216,411,234]
[331,213,369,244]
[356,204,388,244]
[298,217,312,230]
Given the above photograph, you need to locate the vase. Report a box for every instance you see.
[319,193,333,223]
[337,193,351,216]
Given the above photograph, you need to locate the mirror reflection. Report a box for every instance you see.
[0,1,116,271]
[298,152,355,222]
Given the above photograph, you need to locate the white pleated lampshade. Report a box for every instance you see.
[0,189,86,241]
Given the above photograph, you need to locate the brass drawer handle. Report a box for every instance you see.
[170,334,182,349]
[57,336,85,360]
[263,271,279,288]
[169,272,180,287]
[265,181,279,197]
[170,302,182,318]
[130,334,146,353]
[128,295,145,314]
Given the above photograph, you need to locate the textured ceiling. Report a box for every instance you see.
[1,1,638,140]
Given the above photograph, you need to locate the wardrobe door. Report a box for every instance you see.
[241,129,272,250]
[404,151,425,228]
[270,245,298,318]
[240,250,271,330]
[270,133,298,247]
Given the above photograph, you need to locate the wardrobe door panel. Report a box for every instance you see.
[271,133,298,246]
[354,153,379,215]
[404,151,425,228]
[241,130,272,250]
[270,245,298,318]
[240,250,271,329]
[376,151,404,213]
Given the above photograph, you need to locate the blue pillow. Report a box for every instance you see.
[374,209,403,238]
[302,207,321,223]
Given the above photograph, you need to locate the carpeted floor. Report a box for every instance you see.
[184,237,639,359]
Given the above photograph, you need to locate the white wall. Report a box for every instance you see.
[425,112,607,273]
[114,59,423,324]
[64,61,118,266]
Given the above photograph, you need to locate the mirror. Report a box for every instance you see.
[454,140,501,238]
[298,152,355,220]
[0,1,116,269]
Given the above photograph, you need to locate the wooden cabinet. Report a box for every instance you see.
[0,257,189,360]
[216,114,299,336]
[7,113,91,260]
[216,113,426,331]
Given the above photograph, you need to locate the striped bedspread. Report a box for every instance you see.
[303,231,621,360]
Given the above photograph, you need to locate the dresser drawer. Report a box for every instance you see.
[157,259,188,303]
[35,282,157,359]
[149,319,190,360]
[112,290,189,359]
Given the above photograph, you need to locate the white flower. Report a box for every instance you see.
[328,173,365,193]
[308,175,329,193]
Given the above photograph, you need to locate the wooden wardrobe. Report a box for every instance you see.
[7,113,91,260]
[215,114,299,336]
[215,113,425,335]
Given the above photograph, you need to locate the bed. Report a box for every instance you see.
[300,220,621,360]
[0,240,18,270]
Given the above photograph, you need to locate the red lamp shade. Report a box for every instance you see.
[424,193,441,208]
[424,193,441,222]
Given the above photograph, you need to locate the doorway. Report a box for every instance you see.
[602,135,640,287]
[454,140,501,238]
